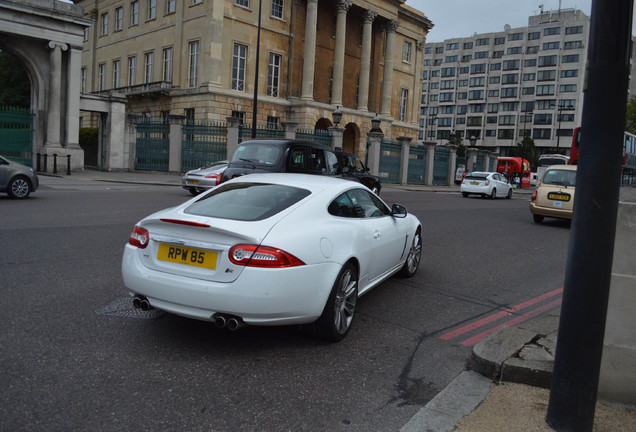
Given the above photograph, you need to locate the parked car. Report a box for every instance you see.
[221,139,339,183]
[461,171,513,199]
[455,165,465,185]
[182,160,228,195]
[335,151,381,194]
[122,174,422,341]
[530,165,577,223]
[0,155,39,199]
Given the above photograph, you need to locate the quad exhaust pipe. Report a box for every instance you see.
[213,313,246,331]
[132,295,153,311]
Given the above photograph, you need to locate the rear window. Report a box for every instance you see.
[542,169,576,187]
[231,143,282,165]
[185,183,310,221]
[465,173,488,180]
[539,158,567,167]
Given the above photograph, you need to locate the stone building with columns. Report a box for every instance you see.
[76,0,432,157]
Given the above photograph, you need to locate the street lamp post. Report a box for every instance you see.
[556,104,573,152]
[519,111,533,189]
[469,135,477,171]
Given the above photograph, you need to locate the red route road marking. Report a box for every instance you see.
[439,287,564,341]
[460,297,563,346]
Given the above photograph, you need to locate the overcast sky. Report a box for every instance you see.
[405,0,635,43]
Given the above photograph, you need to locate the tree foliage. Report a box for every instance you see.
[625,96,636,134]
[513,135,539,170]
[0,51,30,108]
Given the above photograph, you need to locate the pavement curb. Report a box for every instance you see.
[400,371,493,432]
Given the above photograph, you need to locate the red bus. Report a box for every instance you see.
[496,157,532,188]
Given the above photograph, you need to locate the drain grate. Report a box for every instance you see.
[96,296,165,319]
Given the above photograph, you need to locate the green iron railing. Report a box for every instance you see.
[182,121,227,172]
[0,105,34,166]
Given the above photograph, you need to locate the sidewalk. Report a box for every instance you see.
[402,310,636,431]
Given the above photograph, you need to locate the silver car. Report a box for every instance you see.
[182,160,228,195]
[0,155,39,199]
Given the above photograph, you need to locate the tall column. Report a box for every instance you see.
[331,0,352,106]
[380,20,399,116]
[66,46,82,148]
[46,41,68,147]
[357,10,377,111]
[301,0,319,100]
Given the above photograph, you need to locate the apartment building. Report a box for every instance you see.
[76,0,432,156]
[420,8,589,156]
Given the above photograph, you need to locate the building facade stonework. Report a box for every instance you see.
[77,0,432,157]
[420,8,589,156]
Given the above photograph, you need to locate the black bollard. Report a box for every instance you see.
[36,153,41,172]
[66,154,71,175]
[53,154,58,174]
[43,154,48,173]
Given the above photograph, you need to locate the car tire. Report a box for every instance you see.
[462,192,469,198]
[506,188,512,199]
[7,176,31,199]
[490,188,497,199]
[308,262,358,342]
[188,187,199,196]
[533,214,544,223]
[398,228,422,278]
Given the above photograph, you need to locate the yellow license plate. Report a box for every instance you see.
[157,244,217,269]
[187,180,199,185]
[470,181,480,185]
[548,192,570,201]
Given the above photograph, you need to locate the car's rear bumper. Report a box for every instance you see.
[529,202,573,219]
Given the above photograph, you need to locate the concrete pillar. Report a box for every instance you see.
[328,126,345,151]
[398,137,412,185]
[467,147,479,173]
[46,41,68,147]
[282,121,298,140]
[301,0,318,100]
[331,0,352,107]
[226,116,241,159]
[126,114,142,170]
[424,141,436,185]
[104,97,128,170]
[482,150,492,171]
[366,131,383,176]
[448,144,458,185]
[65,46,82,149]
[380,20,399,116]
[168,115,185,173]
[357,10,377,111]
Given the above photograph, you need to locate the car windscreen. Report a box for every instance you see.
[539,158,567,167]
[465,173,488,180]
[230,143,282,165]
[542,169,576,187]
[185,182,311,221]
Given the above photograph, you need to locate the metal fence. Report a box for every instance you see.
[379,139,401,184]
[0,105,33,166]
[407,144,427,185]
[239,124,286,142]
[296,128,332,146]
[182,121,227,172]
[134,120,170,171]
[433,146,450,185]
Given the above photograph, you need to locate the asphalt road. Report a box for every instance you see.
[0,178,571,431]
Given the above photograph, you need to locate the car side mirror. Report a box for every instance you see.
[391,203,408,218]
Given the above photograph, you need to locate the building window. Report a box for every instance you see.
[272,0,283,18]
[463,42,473,49]
[462,55,473,62]
[498,129,515,139]
[113,60,121,88]
[488,103,499,113]
[101,13,108,36]
[501,87,517,98]
[81,68,87,92]
[468,90,484,100]
[544,27,561,36]
[166,0,175,14]
[188,40,200,87]
[507,46,522,55]
[489,76,500,84]
[534,114,553,125]
[537,100,556,110]
[469,77,485,87]
[524,59,537,67]
[539,55,557,67]
[502,59,520,70]
[446,42,459,50]
[470,104,485,113]
[522,87,535,95]
[403,41,412,63]
[502,74,519,85]
[441,67,456,77]
[83,27,89,41]
[475,51,489,59]
[399,89,408,121]
[476,38,490,46]
[115,7,123,31]
[236,0,249,7]
[562,54,580,63]
[528,31,540,40]
[445,55,458,63]
[490,63,501,71]
[192,0,203,4]
[561,69,578,78]
[435,46,444,54]
[268,52,281,97]
[144,52,154,83]
[131,1,139,26]
[147,0,156,20]
[162,47,173,82]
[536,85,555,95]
[98,63,106,91]
[470,64,486,74]
[128,56,136,86]
[267,116,279,129]
[492,50,504,59]
[533,129,552,140]
[564,40,583,49]
[439,92,453,102]
[498,115,515,126]
[521,101,534,112]
[494,37,505,45]
[488,89,499,97]
[508,33,523,41]
[537,70,556,81]
[566,26,583,35]
[232,43,247,91]
[543,41,560,50]
[440,79,454,89]
[231,110,245,124]
[502,102,518,112]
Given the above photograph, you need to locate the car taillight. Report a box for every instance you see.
[129,226,149,249]
[205,173,222,185]
[485,180,490,186]
[229,244,305,268]
[531,190,537,201]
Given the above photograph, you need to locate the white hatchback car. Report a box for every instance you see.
[122,173,422,341]
[461,171,513,199]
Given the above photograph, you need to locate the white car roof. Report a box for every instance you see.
[222,173,359,193]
